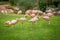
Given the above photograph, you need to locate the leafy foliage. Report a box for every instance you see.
[39,0,60,11]
[1,0,60,11]
[9,0,37,11]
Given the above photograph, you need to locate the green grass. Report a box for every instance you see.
[0,13,60,40]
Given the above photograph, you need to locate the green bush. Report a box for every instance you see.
[39,0,48,11]
[39,0,60,11]
[9,0,60,11]
[9,0,37,11]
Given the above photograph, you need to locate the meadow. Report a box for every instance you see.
[0,13,60,40]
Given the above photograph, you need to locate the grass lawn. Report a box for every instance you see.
[0,13,60,40]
